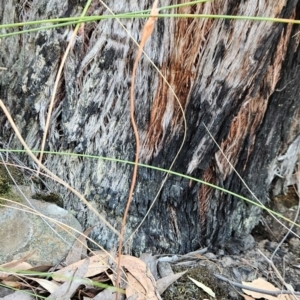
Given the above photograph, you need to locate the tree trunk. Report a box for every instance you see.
[1,0,299,255]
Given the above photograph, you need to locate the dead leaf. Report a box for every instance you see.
[28,277,60,293]
[120,255,157,300]
[0,253,33,269]
[126,273,146,300]
[48,257,90,299]
[0,261,33,279]
[242,278,290,300]
[242,294,255,300]
[2,280,21,288]
[188,276,215,298]
[156,271,187,295]
[53,253,109,282]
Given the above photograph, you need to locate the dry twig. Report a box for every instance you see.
[115,0,159,296]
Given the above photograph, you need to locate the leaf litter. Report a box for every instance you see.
[0,232,187,300]
[2,237,300,300]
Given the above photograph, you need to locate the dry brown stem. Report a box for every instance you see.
[115,0,159,296]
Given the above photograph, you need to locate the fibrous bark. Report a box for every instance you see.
[0,0,299,255]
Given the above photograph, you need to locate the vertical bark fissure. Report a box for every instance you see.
[140,0,223,161]
[0,0,299,255]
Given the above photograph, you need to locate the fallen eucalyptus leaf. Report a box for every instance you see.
[188,276,215,298]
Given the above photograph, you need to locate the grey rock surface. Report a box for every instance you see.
[0,186,82,266]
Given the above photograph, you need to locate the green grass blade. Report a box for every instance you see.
[0,148,298,229]
[0,13,299,39]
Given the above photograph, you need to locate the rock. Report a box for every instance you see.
[0,290,34,300]
[0,186,82,266]
[224,235,256,255]
[221,256,234,268]
[0,286,14,298]
[140,253,158,280]
[288,237,300,256]
[158,261,174,278]
[203,252,217,260]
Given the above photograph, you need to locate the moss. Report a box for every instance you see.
[0,164,25,186]
[0,163,63,207]
[0,177,10,194]
[0,178,22,206]
[0,163,27,206]
[162,265,229,300]
[32,192,63,207]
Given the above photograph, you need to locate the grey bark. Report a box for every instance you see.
[0,0,299,255]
